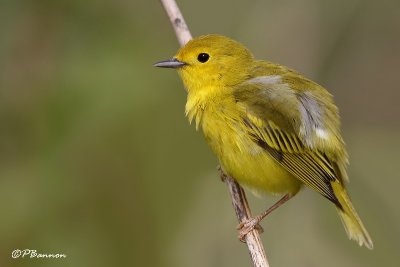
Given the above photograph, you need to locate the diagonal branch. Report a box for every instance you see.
[156,1,269,266]
[158,0,192,46]
[218,167,269,267]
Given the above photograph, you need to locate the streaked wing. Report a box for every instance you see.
[234,76,342,207]
[243,116,341,207]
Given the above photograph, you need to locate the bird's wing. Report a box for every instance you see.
[234,77,343,206]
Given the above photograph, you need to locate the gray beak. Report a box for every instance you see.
[153,58,187,68]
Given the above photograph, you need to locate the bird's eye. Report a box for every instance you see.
[197,53,209,63]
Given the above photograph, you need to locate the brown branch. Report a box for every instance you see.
[157,1,269,266]
[219,168,269,267]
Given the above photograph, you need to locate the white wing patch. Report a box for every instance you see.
[298,91,326,146]
[246,75,282,85]
[316,128,329,140]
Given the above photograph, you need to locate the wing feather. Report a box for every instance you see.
[235,72,348,207]
[241,103,341,207]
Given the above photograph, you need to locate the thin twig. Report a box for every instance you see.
[159,0,192,46]
[219,168,269,267]
[157,1,269,266]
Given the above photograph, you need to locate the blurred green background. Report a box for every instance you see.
[1,0,399,266]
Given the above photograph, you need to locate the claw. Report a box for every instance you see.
[236,194,293,241]
[237,217,264,242]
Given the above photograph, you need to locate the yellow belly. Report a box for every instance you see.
[201,111,301,196]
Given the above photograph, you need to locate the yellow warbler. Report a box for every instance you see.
[154,34,373,249]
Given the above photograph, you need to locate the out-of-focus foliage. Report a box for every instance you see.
[0,0,399,266]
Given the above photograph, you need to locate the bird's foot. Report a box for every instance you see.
[237,217,264,242]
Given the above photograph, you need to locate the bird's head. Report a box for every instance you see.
[154,34,254,92]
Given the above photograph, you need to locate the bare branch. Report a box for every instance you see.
[220,169,270,267]
[159,0,192,46]
[157,1,269,266]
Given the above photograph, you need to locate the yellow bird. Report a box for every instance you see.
[154,34,373,249]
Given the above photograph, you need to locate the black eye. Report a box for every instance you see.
[197,53,209,63]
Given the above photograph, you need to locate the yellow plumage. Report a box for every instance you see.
[154,34,373,249]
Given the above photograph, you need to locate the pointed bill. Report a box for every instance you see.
[153,58,187,68]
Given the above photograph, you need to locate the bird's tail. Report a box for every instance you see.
[331,181,373,249]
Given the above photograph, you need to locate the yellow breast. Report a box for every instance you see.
[189,91,301,196]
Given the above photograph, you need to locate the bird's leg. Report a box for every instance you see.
[237,193,293,241]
